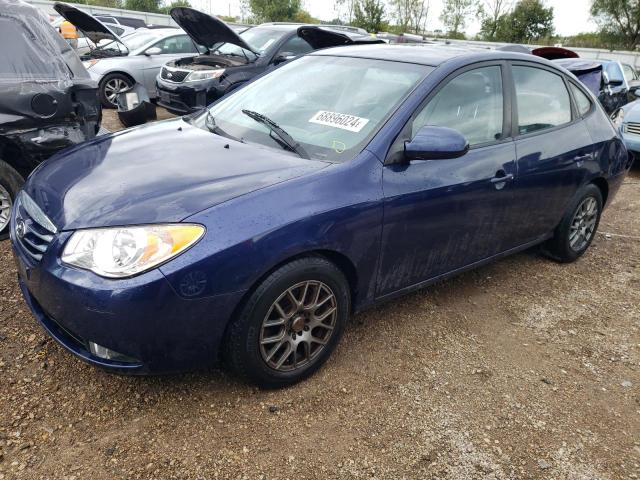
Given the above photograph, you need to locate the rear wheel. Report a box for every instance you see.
[0,160,24,239]
[545,184,603,262]
[223,257,350,388]
[99,73,133,108]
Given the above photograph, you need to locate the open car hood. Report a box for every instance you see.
[54,2,126,50]
[170,7,257,54]
[298,26,384,48]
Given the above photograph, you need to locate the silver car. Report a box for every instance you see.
[55,2,200,107]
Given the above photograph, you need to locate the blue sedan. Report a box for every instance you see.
[11,45,633,387]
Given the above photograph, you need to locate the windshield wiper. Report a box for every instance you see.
[204,109,243,143]
[241,109,310,159]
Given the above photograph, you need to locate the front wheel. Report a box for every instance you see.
[0,160,24,240]
[223,257,350,388]
[99,73,133,108]
[545,184,603,262]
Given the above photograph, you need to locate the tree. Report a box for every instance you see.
[439,0,476,36]
[389,0,430,34]
[353,0,386,32]
[507,0,554,42]
[248,0,302,22]
[479,0,511,40]
[124,0,161,13]
[591,0,640,50]
[160,0,191,14]
[335,0,357,23]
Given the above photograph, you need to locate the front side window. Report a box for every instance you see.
[151,35,197,54]
[412,66,504,146]
[198,56,432,162]
[513,66,572,135]
[277,36,313,56]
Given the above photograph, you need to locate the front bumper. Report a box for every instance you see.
[11,229,244,374]
[621,131,640,154]
[156,77,225,114]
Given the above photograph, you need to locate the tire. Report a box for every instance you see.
[0,160,25,240]
[544,184,603,263]
[99,73,133,108]
[223,257,350,388]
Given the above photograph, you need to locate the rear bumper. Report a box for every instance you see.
[11,232,244,374]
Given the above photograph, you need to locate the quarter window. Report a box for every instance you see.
[570,83,592,117]
[412,66,504,146]
[513,66,572,135]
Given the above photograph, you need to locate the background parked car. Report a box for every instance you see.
[156,7,383,114]
[55,2,201,107]
[94,14,147,29]
[612,100,640,159]
[556,58,640,114]
[0,0,101,238]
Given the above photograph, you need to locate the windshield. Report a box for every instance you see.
[196,55,432,162]
[212,27,288,57]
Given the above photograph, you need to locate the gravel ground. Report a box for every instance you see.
[0,109,639,479]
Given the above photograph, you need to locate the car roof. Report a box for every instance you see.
[310,43,552,67]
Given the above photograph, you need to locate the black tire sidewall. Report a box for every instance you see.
[0,160,25,239]
[99,73,133,108]
[226,258,350,388]
[552,184,603,262]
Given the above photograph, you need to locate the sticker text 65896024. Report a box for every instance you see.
[309,111,370,133]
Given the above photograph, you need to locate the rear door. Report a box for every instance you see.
[509,63,593,245]
[378,63,519,295]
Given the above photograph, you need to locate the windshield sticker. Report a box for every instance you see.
[309,111,370,133]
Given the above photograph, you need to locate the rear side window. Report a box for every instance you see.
[570,83,592,117]
[152,35,198,54]
[513,66,571,135]
[412,66,504,146]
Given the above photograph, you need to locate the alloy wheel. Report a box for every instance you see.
[104,78,130,105]
[569,196,598,252]
[0,184,12,232]
[259,280,338,372]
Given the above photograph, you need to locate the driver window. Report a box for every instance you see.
[152,35,198,54]
[277,36,313,56]
[412,66,504,146]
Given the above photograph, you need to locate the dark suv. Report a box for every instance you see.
[0,0,101,237]
[156,8,382,114]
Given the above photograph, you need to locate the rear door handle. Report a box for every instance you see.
[574,153,593,163]
[490,173,514,184]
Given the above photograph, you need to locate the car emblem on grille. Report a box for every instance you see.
[16,220,26,239]
[167,71,173,78]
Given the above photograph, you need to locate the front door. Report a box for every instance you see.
[378,64,518,296]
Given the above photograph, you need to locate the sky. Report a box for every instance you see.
[192,0,597,37]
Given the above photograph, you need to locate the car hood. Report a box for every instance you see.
[170,7,257,54]
[54,2,126,48]
[24,118,330,230]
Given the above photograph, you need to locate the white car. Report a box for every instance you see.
[55,2,199,107]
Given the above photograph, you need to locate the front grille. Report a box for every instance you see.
[625,122,640,135]
[13,192,57,262]
[160,67,190,83]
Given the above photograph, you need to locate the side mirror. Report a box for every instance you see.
[404,126,469,161]
[144,47,162,56]
[273,51,296,65]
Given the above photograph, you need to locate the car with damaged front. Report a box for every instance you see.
[0,0,101,238]
[11,45,633,387]
[611,100,640,159]
[155,7,384,114]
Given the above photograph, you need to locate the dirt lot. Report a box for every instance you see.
[0,109,639,479]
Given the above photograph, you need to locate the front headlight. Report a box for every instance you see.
[82,59,99,70]
[611,108,625,130]
[61,224,205,278]
[186,69,225,82]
